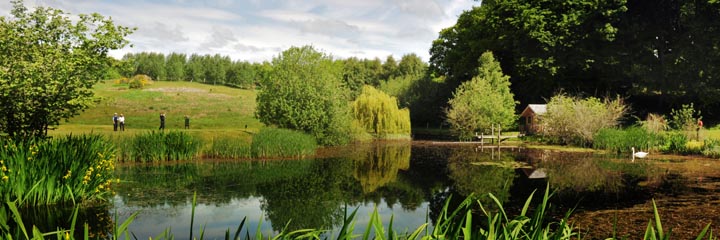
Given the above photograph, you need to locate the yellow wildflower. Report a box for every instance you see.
[2,175,8,182]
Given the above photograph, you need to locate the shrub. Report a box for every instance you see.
[642,113,669,135]
[542,94,627,146]
[0,135,116,205]
[251,128,317,158]
[351,85,411,139]
[685,140,704,154]
[702,139,720,158]
[128,74,153,89]
[660,132,688,154]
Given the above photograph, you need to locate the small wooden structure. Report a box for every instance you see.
[520,104,546,135]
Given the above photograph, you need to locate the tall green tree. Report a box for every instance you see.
[352,85,411,139]
[226,61,257,89]
[382,55,399,80]
[430,0,626,107]
[185,54,205,82]
[165,52,187,81]
[256,46,352,145]
[0,0,133,138]
[445,52,516,140]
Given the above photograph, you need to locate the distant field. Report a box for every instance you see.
[52,80,263,140]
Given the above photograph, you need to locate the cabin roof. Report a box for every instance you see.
[520,104,547,117]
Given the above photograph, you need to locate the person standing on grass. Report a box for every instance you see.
[184,115,190,129]
[697,118,704,140]
[159,113,166,130]
[118,114,125,131]
[113,113,118,131]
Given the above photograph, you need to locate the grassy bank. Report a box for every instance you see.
[50,80,262,135]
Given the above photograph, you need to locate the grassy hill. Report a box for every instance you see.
[52,80,263,140]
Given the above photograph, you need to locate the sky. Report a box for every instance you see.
[1,0,480,63]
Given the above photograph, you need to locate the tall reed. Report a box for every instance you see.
[118,131,202,162]
[593,127,662,153]
[204,136,252,159]
[0,135,116,205]
[250,128,317,158]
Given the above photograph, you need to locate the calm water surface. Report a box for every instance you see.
[26,142,720,239]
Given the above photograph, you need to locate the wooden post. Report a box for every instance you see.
[497,124,501,147]
[491,125,495,144]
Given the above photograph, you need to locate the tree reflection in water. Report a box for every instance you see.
[25,144,684,239]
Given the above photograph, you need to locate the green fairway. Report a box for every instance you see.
[52,80,262,140]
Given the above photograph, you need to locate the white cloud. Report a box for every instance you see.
[297,18,361,39]
[1,0,480,62]
[201,26,237,50]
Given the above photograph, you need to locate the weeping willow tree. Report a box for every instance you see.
[352,86,411,139]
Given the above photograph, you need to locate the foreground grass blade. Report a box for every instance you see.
[7,202,29,240]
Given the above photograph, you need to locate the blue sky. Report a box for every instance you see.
[1,0,479,62]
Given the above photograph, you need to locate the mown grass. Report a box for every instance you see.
[0,135,116,205]
[51,80,262,134]
[1,185,713,240]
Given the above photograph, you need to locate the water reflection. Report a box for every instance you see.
[21,144,716,240]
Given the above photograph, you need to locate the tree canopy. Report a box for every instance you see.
[446,52,516,140]
[0,0,133,138]
[256,46,352,146]
[431,0,720,120]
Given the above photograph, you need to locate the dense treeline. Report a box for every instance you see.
[118,51,437,127]
[431,0,720,121]
[121,52,266,89]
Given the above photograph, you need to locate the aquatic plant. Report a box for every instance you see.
[0,135,116,205]
[250,128,317,158]
[204,136,252,159]
[593,127,662,153]
[119,131,202,162]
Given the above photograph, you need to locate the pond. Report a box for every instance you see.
[22,141,720,239]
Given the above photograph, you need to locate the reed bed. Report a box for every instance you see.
[0,135,116,206]
[250,128,317,158]
[116,131,202,162]
[593,127,662,153]
[0,186,716,239]
[204,136,252,159]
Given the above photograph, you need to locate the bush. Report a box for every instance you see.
[702,139,720,158]
[642,113,669,135]
[685,140,704,154]
[351,86,411,139]
[542,94,627,146]
[660,132,688,154]
[251,128,317,158]
[128,74,153,89]
[669,103,701,140]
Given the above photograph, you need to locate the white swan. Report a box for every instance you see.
[631,147,648,161]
